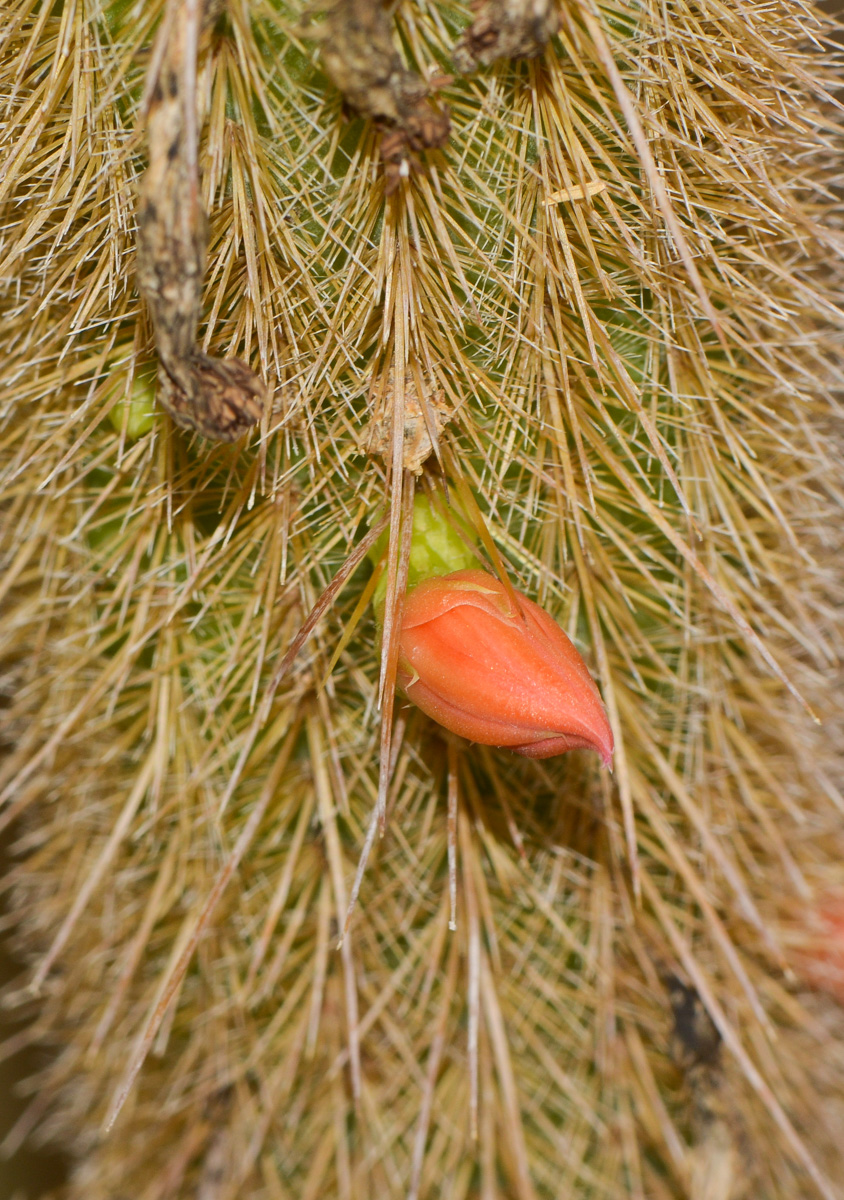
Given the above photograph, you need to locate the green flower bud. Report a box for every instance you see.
[107,366,156,440]
[369,492,478,619]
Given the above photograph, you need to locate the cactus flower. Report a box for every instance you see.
[788,893,844,1004]
[398,568,614,765]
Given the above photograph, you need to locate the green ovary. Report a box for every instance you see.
[370,492,478,617]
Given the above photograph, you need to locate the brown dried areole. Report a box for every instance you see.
[366,370,449,475]
[668,976,721,1071]
[318,0,449,192]
[136,0,266,441]
[667,977,746,1200]
[453,0,560,72]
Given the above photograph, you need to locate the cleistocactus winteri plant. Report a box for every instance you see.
[1,0,843,1197]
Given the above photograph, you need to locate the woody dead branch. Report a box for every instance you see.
[453,0,560,72]
[136,0,267,441]
[317,0,450,190]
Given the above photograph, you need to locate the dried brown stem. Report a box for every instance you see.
[318,0,449,190]
[453,0,560,72]
[136,0,266,440]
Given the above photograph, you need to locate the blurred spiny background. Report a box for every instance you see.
[1,0,843,1196]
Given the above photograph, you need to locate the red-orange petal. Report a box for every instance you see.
[398,569,613,765]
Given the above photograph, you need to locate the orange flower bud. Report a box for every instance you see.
[787,893,844,1004]
[398,568,614,764]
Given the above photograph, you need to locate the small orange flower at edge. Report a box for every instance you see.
[398,568,614,765]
